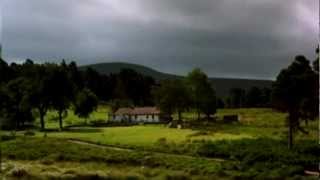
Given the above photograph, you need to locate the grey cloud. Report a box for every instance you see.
[2,0,318,80]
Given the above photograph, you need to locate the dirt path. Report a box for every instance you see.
[69,139,132,152]
[68,139,225,162]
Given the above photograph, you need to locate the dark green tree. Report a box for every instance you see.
[229,88,246,108]
[0,58,12,84]
[1,78,34,129]
[29,64,55,130]
[154,79,190,123]
[216,98,225,109]
[198,82,217,120]
[187,68,209,120]
[313,45,319,72]
[246,87,263,107]
[272,55,318,149]
[50,64,75,130]
[109,99,133,113]
[74,88,98,124]
[113,78,128,100]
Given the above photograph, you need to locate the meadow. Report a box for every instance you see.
[1,107,319,179]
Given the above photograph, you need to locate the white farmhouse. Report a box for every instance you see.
[109,107,162,123]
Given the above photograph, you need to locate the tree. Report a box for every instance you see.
[0,58,12,84]
[113,69,156,106]
[113,78,128,100]
[153,79,190,123]
[272,55,318,149]
[216,98,225,109]
[1,78,34,129]
[261,87,272,107]
[29,64,55,130]
[74,88,98,123]
[0,86,7,128]
[68,61,84,91]
[246,87,263,107]
[187,68,209,120]
[187,68,217,120]
[109,99,133,113]
[228,88,246,108]
[50,64,75,130]
[198,82,217,120]
[313,45,319,72]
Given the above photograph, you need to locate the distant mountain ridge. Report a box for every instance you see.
[80,62,180,80]
[80,62,273,97]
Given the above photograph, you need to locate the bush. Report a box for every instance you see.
[195,138,320,177]
[8,167,29,178]
[157,137,167,144]
[1,134,16,141]
[24,130,35,136]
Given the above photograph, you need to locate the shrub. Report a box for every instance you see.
[165,173,190,180]
[8,167,29,178]
[24,130,35,136]
[195,138,320,177]
[157,137,167,144]
[1,134,16,141]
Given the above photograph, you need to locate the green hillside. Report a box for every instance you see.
[80,62,273,97]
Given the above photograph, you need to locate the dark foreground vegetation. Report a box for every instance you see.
[1,135,319,179]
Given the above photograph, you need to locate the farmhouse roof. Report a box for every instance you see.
[114,108,133,115]
[115,107,160,115]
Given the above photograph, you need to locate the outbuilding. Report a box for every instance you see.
[109,107,162,123]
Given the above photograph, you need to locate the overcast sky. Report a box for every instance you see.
[1,0,318,80]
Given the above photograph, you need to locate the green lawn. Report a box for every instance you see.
[29,108,317,149]
[34,125,254,149]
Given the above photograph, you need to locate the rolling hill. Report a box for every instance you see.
[80,62,273,97]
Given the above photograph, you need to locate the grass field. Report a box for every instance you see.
[2,107,319,179]
[32,108,317,149]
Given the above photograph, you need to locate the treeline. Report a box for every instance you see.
[0,59,156,130]
[225,87,272,108]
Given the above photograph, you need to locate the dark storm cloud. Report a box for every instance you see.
[2,0,318,79]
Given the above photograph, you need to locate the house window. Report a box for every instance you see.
[146,115,149,119]
[135,115,138,119]
[152,114,154,119]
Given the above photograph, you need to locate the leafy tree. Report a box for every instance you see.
[228,88,246,108]
[187,68,217,120]
[1,78,34,129]
[261,87,272,107]
[113,78,128,100]
[272,55,318,148]
[29,64,55,130]
[313,45,319,72]
[114,69,156,106]
[68,61,84,91]
[50,64,75,130]
[0,58,12,84]
[109,99,133,113]
[187,69,208,120]
[74,88,98,124]
[154,79,190,123]
[198,82,217,120]
[84,67,102,98]
[216,98,225,109]
[246,87,263,107]
[0,86,7,127]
